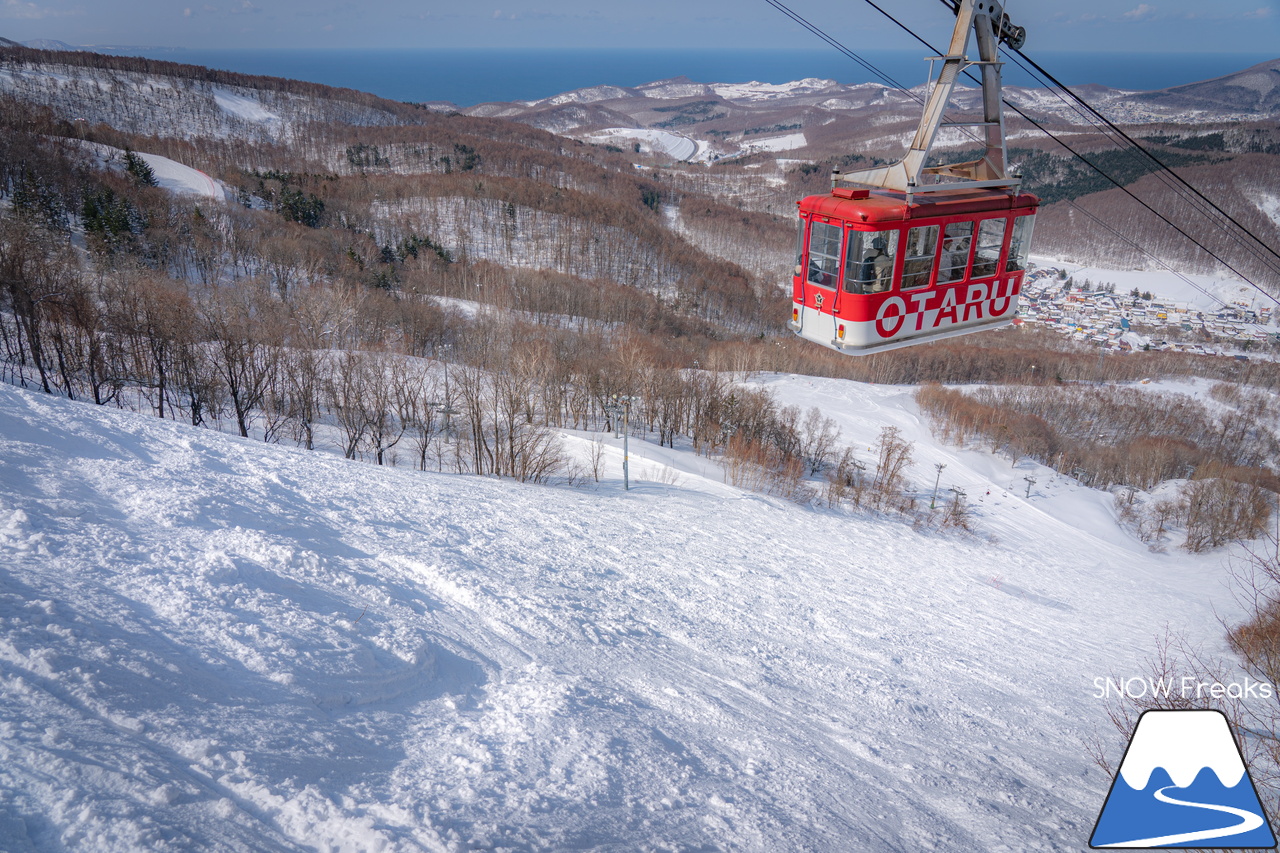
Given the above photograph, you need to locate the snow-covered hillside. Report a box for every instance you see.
[0,377,1254,851]
[0,58,413,142]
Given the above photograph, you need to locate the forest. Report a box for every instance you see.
[2,47,1279,543]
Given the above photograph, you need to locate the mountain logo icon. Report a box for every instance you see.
[1091,709,1276,848]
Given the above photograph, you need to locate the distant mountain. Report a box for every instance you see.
[1129,58,1280,114]
[0,44,432,141]
[461,62,1280,162]
[0,36,21,48]
[23,39,82,51]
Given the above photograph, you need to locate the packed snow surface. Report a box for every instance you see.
[135,152,224,200]
[0,375,1250,851]
[738,132,807,153]
[211,87,281,125]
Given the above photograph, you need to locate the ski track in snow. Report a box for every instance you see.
[0,376,1247,851]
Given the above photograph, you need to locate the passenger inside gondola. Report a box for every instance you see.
[844,230,897,294]
[938,222,974,284]
[806,221,842,288]
[972,218,1006,278]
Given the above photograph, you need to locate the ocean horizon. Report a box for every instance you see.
[99,47,1277,107]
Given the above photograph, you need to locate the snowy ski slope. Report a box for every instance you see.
[0,376,1251,851]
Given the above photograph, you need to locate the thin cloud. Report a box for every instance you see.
[1121,3,1157,20]
[1184,5,1276,20]
[1,0,78,19]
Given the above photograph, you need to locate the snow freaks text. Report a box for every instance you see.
[1092,676,1274,701]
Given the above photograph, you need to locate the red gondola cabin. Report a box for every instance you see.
[787,0,1038,355]
[790,186,1038,355]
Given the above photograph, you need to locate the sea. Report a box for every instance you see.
[105,47,1276,107]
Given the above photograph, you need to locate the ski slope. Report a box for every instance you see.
[585,127,709,162]
[135,152,225,201]
[0,376,1252,851]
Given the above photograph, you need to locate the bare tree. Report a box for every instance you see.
[199,283,280,438]
[363,352,410,465]
[326,350,372,460]
[799,407,841,475]
[872,426,914,509]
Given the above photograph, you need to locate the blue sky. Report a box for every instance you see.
[1,0,1276,53]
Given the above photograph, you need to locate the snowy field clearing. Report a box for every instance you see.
[709,80,839,102]
[738,132,808,154]
[212,87,282,125]
[0,375,1255,851]
[64,140,227,203]
[1251,190,1280,229]
[1030,255,1263,312]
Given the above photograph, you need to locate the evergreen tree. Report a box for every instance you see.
[123,150,158,187]
[12,168,69,232]
[278,188,324,227]
[82,187,143,253]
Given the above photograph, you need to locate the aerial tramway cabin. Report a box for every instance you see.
[790,185,1038,354]
[788,0,1039,355]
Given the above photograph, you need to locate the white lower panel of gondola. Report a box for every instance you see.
[789,292,1017,355]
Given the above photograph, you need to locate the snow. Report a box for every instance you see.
[135,152,224,201]
[211,87,281,125]
[370,196,676,286]
[64,139,227,202]
[638,81,713,100]
[738,131,808,153]
[585,127,708,162]
[709,79,839,101]
[527,85,635,107]
[1030,255,1263,312]
[0,374,1260,851]
[1250,190,1280,229]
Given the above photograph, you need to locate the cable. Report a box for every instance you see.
[832,0,1280,302]
[767,0,1272,320]
[997,48,1280,282]
[1010,106,1279,305]
[926,0,1280,286]
[1062,199,1233,312]
[763,0,913,92]
[998,14,1280,272]
[764,0,992,153]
